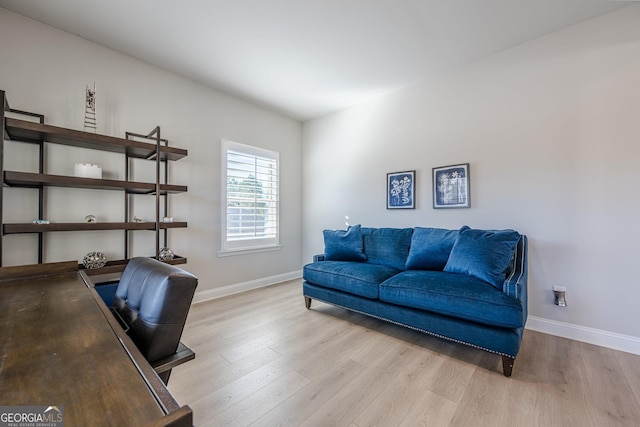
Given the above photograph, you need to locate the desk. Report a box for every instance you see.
[0,262,192,426]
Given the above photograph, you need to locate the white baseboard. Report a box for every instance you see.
[526,316,640,356]
[192,270,302,304]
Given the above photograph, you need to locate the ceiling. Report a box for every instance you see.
[0,0,632,121]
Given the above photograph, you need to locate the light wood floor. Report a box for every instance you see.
[168,280,640,427]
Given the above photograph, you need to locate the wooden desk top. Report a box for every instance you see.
[0,262,191,426]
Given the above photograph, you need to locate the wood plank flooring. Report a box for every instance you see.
[168,280,640,426]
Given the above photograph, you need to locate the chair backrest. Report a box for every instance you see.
[112,257,198,362]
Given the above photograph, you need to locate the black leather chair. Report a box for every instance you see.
[111,257,198,384]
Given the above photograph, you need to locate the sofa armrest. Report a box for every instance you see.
[313,254,326,262]
[502,236,528,302]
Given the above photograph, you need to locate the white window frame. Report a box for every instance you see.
[219,139,281,256]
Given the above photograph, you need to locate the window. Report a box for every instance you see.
[220,139,280,254]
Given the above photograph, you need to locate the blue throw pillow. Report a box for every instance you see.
[323,224,366,262]
[444,226,521,289]
[405,227,459,271]
[361,227,413,270]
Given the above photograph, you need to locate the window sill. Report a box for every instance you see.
[217,245,282,257]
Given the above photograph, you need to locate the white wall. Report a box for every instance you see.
[0,9,303,295]
[303,6,640,344]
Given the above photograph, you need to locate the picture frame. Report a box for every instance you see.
[387,170,415,209]
[433,163,470,209]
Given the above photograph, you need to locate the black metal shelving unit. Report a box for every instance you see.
[0,89,188,272]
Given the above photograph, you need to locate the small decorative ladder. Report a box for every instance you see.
[84,82,96,132]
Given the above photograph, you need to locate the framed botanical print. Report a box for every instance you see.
[387,170,415,209]
[433,163,470,209]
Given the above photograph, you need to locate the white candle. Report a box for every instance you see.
[74,163,102,179]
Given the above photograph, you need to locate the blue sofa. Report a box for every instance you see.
[302,225,528,376]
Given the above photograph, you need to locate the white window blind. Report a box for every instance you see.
[221,139,280,254]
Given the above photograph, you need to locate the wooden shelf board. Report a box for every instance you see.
[4,171,187,194]
[4,117,187,161]
[80,256,187,276]
[3,221,187,235]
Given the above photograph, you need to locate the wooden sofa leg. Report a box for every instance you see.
[502,355,514,377]
[304,296,312,309]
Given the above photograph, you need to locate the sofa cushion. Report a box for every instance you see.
[405,227,458,271]
[444,226,521,289]
[323,224,366,262]
[361,227,412,270]
[379,270,524,328]
[303,261,399,299]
